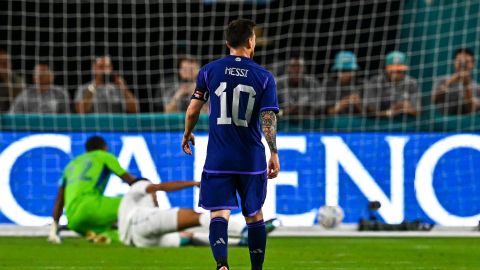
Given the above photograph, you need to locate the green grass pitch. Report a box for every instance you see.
[0,237,479,269]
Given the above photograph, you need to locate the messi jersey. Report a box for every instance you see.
[192,55,279,174]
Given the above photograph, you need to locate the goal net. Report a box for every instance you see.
[0,0,479,227]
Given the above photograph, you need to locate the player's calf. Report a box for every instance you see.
[245,211,267,270]
[209,217,229,269]
[209,210,230,270]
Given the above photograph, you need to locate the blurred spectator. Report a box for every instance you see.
[0,49,25,112]
[10,64,69,114]
[323,51,364,115]
[364,51,420,118]
[432,48,479,115]
[75,56,139,114]
[276,56,322,117]
[154,56,200,113]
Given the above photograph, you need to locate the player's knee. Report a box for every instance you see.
[245,210,263,223]
[210,209,230,221]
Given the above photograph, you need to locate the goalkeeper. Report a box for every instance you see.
[48,136,137,243]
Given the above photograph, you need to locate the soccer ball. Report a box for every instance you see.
[317,205,344,229]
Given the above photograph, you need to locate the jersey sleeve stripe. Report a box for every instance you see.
[203,70,211,92]
[262,76,270,90]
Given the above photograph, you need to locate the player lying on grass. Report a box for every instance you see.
[49,136,137,243]
[117,179,276,247]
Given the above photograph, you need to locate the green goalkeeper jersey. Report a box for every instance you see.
[61,150,126,214]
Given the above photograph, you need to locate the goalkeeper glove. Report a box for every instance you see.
[47,221,62,244]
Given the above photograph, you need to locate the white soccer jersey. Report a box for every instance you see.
[118,180,152,245]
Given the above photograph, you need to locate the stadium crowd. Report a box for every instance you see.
[0,47,477,117]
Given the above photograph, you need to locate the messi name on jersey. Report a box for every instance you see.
[225,67,249,77]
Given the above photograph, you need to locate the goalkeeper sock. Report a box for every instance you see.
[247,220,267,270]
[209,217,229,268]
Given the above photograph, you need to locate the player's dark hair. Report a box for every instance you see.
[85,136,107,152]
[454,48,474,59]
[226,19,256,48]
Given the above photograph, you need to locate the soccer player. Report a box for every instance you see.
[48,136,137,243]
[118,179,251,248]
[182,19,280,270]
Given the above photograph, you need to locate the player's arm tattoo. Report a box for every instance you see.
[261,110,278,153]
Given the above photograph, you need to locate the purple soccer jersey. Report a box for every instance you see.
[192,55,279,174]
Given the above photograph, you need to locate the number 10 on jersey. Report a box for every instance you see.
[215,82,256,127]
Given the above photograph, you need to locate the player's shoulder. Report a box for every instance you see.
[80,150,115,162]
[71,152,88,162]
[65,153,88,171]
[93,150,117,161]
[246,58,273,76]
[246,60,275,86]
[63,158,76,173]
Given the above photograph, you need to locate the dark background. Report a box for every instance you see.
[0,0,402,112]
